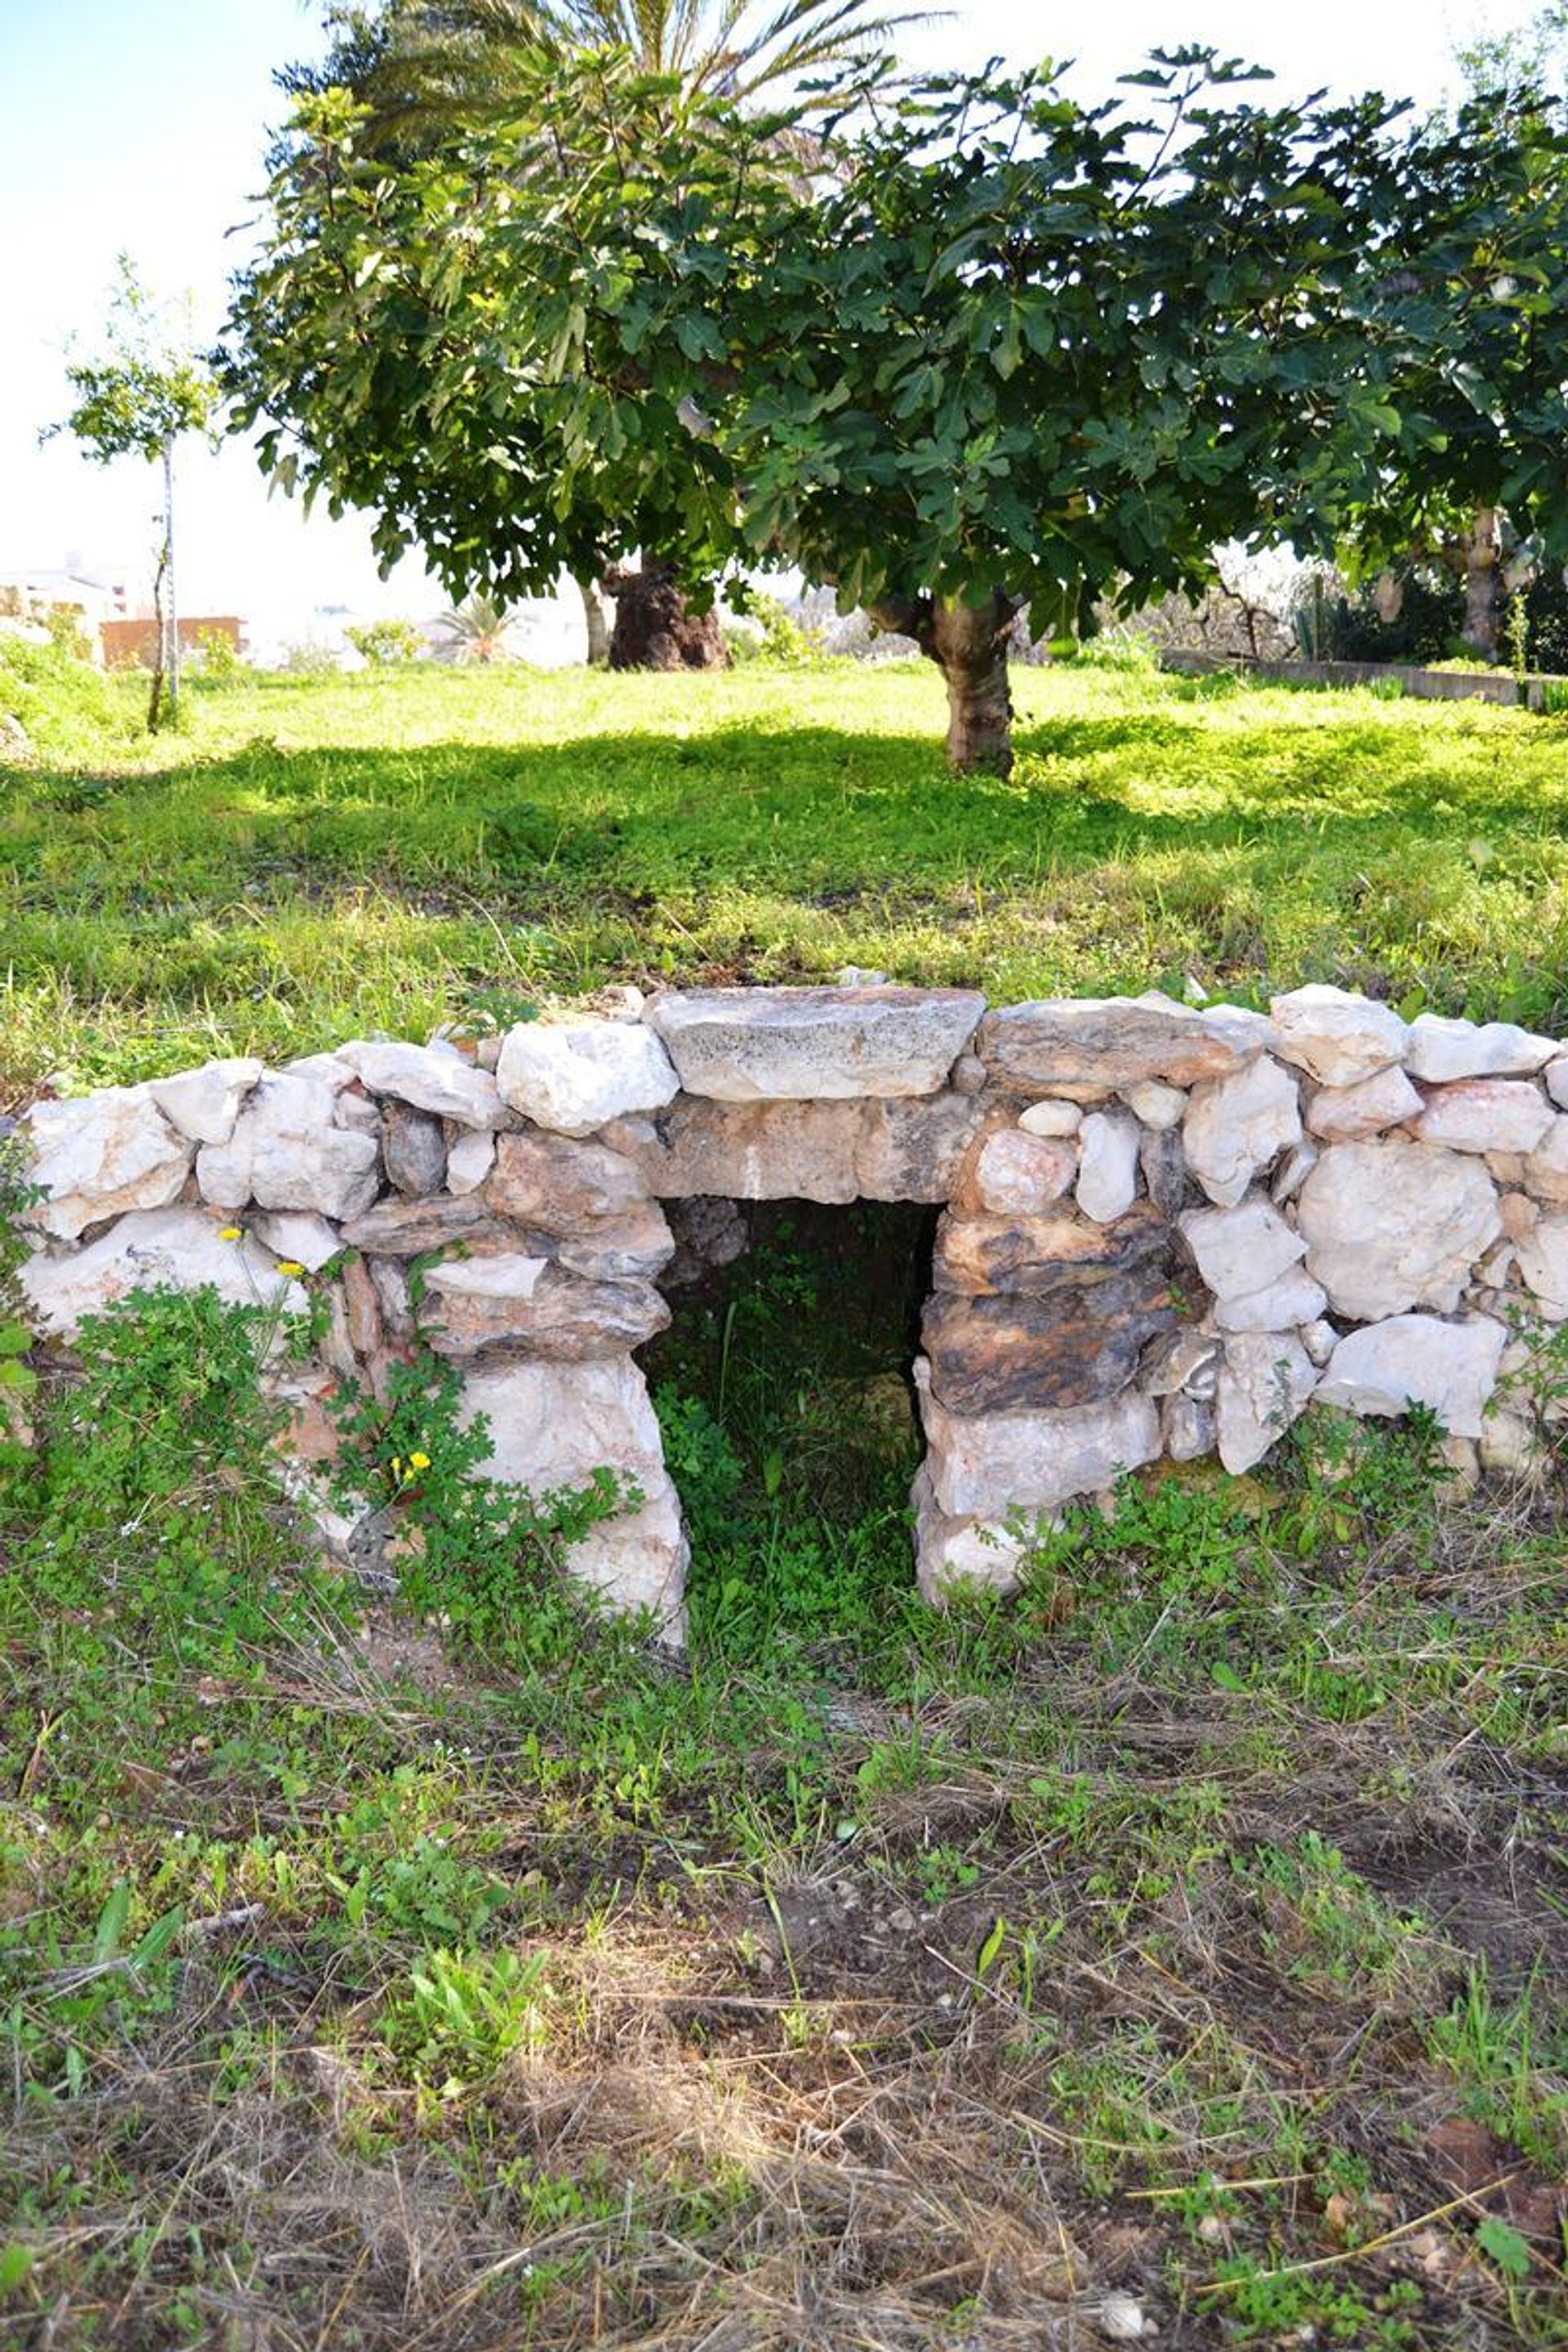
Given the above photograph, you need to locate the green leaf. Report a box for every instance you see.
[92,1882,131,1966]
[1477,2216,1532,2280]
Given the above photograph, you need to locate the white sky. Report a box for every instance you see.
[0,0,1534,651]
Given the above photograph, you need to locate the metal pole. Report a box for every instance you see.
[163,434,179,722]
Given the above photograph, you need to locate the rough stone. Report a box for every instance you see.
[1138,1125,1188,1217]
[649,985,984,1101]
[1163,1393,1214,1462]
[1214,1332,1316,1472]
[24,1089,194,1241]
[662,1196,750,1288]
[933,1202,1173,1298]
[368,1256,414,1338]
[950,1052,988,1095]
[487,1131,648,1227]
[1306,1066,1423,1142]
[1500,1189,1539,1239]
[340,1194,503,1256]
[249,1210,341,1272]
[1183,1055,1302,1206]
[1514,1213,1568,1315]
[445,1129,497,1196]
[921,1272,1177,1414]
[342,1254,384,1356]
[1181,1199,1305,1301]
[20,1208,305,1340]
[334,1086,382,1136]
[458,1357,687,1622]
[1121,1080,1186,1130]
[1300,1318,1338,1367]
[1076,1111,1141,1224]
[855,1095,991,1201]
[1268,984,1409,1085]
[1413,1079,1553,1156]
[200,1075,382,1221]
[620,1094,982,1204]
[1522,1117,1568,1204]
[1214,1267,1330,1333]
[956,1129,1076,1215]
[1272,1139,1319,1205]
[1143,1326,1222,1397]
[383,1102,448,1196]
[148,1057,265,1146]
[495,1017,679,1135]
[1315,1313,1507,1440]
[1018,1099,1082,1138]
[977,994,1266,1095]
[917,1365,1161,1517]
[1296,1138,1501,1319]
[423,1258,669,1359]
[910,1466,1033,1601]
[550,1204,676,1284]
[1405,1013,1557,1083]
[1545,1058,1568,1111]
[1479,1409,1544,1475]
[337,1039,505,1128]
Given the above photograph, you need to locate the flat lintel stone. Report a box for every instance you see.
[647,985,985,1101]
[977,995,1271,1095]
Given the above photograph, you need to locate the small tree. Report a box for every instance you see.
[45,259,216,728]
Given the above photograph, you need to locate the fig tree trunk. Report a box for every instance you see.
[577,575,611,666]
[871,589,1018,774]
[604,557,727,671]
[1459,507,1503,662]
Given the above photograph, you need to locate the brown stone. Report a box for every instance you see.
[933,1200,1174,1297]
[340,1194,506,1256]
[1139,1125,1189,1216]
[382,1102,448,1196]
[486,1130,648,1227]
[952,1128,1076,1215]
[422,1258,670,1360]
[976,996,1266,1095]
[921,1276,1178,1414]
[342,1253,384,1357]
[619,1093,983,1204]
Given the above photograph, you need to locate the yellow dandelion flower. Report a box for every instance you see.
[408,1450,431,1473]
[391,1455,403,1481]
[218,1226,243,1242]
[275,1259,305,1277]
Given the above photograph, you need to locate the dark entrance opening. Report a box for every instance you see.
[640,1198,940,1658]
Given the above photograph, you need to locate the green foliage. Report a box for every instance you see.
[193,626,248,684]
[45,255,214,468]
[0,634,136,761]
[345,615,425,665]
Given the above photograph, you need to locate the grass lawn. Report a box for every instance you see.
[2,651,1566,2347]
[6,649,1568,1101]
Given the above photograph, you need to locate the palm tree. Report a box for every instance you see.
[433,592,521,662]
[299,0,929,665]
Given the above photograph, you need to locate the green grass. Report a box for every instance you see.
[6,648,1568,1100]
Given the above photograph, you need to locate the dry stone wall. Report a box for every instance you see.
[16,983,1568,1633]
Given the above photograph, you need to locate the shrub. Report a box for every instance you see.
[345,617,425,666]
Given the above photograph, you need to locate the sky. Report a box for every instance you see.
[0,0,1540,657]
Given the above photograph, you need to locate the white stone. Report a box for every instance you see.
[1143,1326,1222,1397]
[916,1366,1160,1518]
[444,1129,497,1195]
[1121,1080,1186,1130]
[338,1039,505,1129]
[198,1073,382,1221]
[19,1207,306,1341]
[1215,1333,1316,1472]
[1523,1116,1568,1203]
[1181,1199,1305,1301]
[1306,1065,1423,1142]
[1075,1111,1140,1223]
[148,1057,265,1145]
[1405,1013,1557,1082]
[458,1357,687,1624]
[964,1129,1076,1213]
[651,985,983,1102]
[1300,1318,1338,1367]
[1514,1213,1568,1316]
[496,1017,679,1136]
[23,1089,194,1241]
[1272,1139,1319,1204]
[1479,1409,1543,1475]
[1545,1058,1568,1110]
[1183,1055,1301,1206]
[1413,1079,1552,1156]
[910,1468,1034,1601]
[334,1090,382,1135]
[1268,984,1410,1085]
[1163,1393,1214,1461]
[1018,1099,1082,1138]
[1214,1267,1329,1332]
[1296,1138,1501,1320]
[1315,1314,1506,1441]
[248,1211,341,1272]
[423,1253,550,1304]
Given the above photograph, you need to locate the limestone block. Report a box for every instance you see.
[1017,1099,1083,1138]
[444,1129,497,1196]
[854,1095,991,1200]
[1143,1326,1222,1397]
[249,1210,341,1272]
[341,1194,503,1256]
[1523,1116,1568,1204]
[910,1466,1033,1601]
[619,1093,982,1204]
[1406,1013,1557,1082]
[1076,1111,1141,1224]
[1296,1138,1501,1320]
[1163,1393,1214,1462]
[1514,1213,1568,1316]
[1213,1267,1329,1332]
[422,1258,669,1359]
[1546,1058,1568,1110]
[933,1202,1173,1298]
[334,1087,382,1136]
[1413,1079,1552,1156]
[1183,1055,1302,1206]
[1181,1199,1305,1301]
[977,994,1267,1095]
[337,1039,505,1129]
[383,1102,448,1196]
[1121,1080,1186,1130]
[486,1131,648,1227]
[1138,1125,1188,1216]
[24,1089,194,1241]
[1214,1332,1316,1472]
[1299,1319,1338,1366]
[342,1253,384,1356]
[956,1129,1076,1215]
[551,1204,676,1284]
[920,1271,1176,1414]
[459,1356,687,1624]
[496,1017,679,1135]
[916,1365,1161,1517]
[148,1057,265,1146]
[1305,1066,1423,1143]
[20,1207,305,1341]
[1314,1313,1507,1440]
[649,985,984,1100]
[1479,1408,1544,1475]
[1271,1139,1319,1204]
[199,1074,382,1221]
[1268,984,1409,1085]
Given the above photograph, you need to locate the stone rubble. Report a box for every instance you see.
[16,982,1568,1633]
